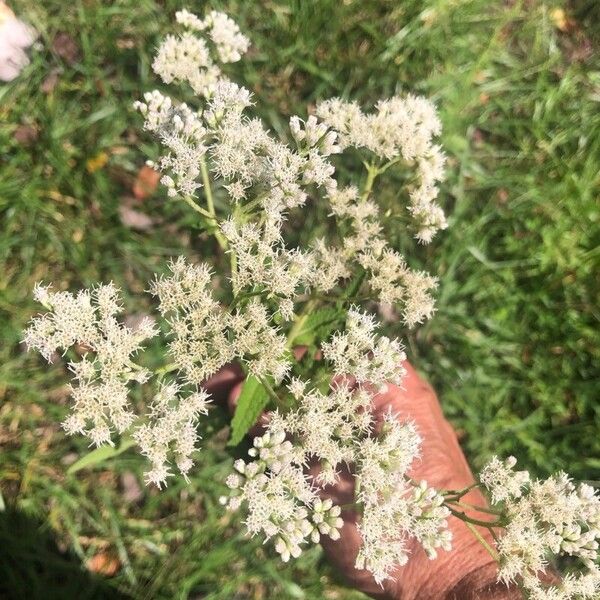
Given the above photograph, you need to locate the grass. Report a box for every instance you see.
[1,0,598,598]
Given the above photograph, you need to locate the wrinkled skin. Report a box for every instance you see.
[205,361,497,599]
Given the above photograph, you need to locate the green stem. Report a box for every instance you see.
[230,204,242,294]
[286,298,318,348]
[463,520,500,562]
[377,155,403,174]
[360,163,379,202]
[489,528,500,544]
[181,195,216,221]
[239,193,267,217]
[258,376,285,409]
[447,506,502,529]
[230,288,265,309]
[443,482,479,501]
[448,500,502,516]
[154,363,178,377]
[200,157,228,251]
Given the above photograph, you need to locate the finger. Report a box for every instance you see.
[372,361,477,492]
[201,362,244,404]
[321,520,393,599]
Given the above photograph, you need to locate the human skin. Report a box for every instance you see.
[205,361,516,599]
[315,362,513,599]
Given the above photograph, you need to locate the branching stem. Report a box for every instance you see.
[360,163,379,202]
[447,506,502,529]
[286,298,319,348]
[199,157,228,252]
[463,520,500,562]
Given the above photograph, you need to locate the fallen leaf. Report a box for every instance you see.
[40,69,60,93]
[87,553,121,577]
[116,38,135,50]
[86,152,109,173]
[120,471,143,503]
[133,165,160,200]
[52,32,80,65]
[13,124,38,145]
[550,8,576,33]
[119,205,154,231]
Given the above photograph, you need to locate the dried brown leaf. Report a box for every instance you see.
[118,205,154,231]
[87,553,121,577]
[133,165,160,200]
[52,32,80,65]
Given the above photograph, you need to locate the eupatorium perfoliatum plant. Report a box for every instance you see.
[24,9,599,598]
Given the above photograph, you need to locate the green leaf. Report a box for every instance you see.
[67,437,136,474]
[340,268,366,303]
[293,307,345,346]
[228,376,269,446]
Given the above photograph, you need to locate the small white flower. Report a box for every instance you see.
[24,283,158,446]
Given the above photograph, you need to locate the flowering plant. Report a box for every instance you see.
[24,9,599,598]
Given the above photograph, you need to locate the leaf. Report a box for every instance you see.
[340,268,366,303]
[86,152,109,173]
[293,307,345,346]
[133,165,160,200]
[118,205,154,231]
[87,553,121,577]
[13,124,39,146]
[67,437,135,474]
[52,32,80,65]
[228,376,269,446]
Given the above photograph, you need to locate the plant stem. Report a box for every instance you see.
[199,157,228,251]
[360,163,379,202]
[258,376,285,409]
[448,500,502,516]
[447,506,502,529]
[463,520,500,562]
[489,528,500,544]
[378,156,402,174]
[154,363,178,377]
[286,298,318,348]
[181,195,216,221]
[443,482,479,501]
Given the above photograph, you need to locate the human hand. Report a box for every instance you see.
[316,362,509,599]
[204,361,512,600]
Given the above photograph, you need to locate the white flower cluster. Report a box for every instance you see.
[480,455,530,504]
[221,429,344,562]
[326,185,438,327]
[153,10,249,97]
[134,382,210,487]
[176,10,250,63]
[221,218,311,300]
[270,379,374,486]
[137,10,443,328]
[206,86,338,203]
[150,257,291,383]
[223,377,452,583]
[134,91,207,197]
[321,307,406,389]
[24,283,157,446]
[355,412,452,584]
[317,96,447,243]
[482,456,600,599]
[26,9,600,595]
